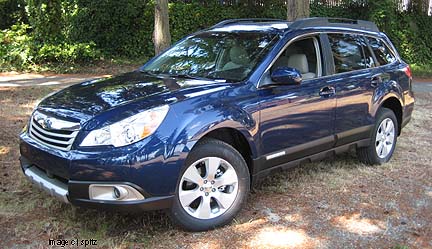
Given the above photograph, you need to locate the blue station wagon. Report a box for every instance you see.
[20,18,415,231]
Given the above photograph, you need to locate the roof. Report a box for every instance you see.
[207,17,379,33]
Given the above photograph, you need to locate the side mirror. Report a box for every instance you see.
[270,67,302,85]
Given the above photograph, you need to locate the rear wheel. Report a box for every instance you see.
[170,138,250,231]
[357,107,398,165]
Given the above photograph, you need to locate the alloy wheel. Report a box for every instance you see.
[375,118,395,158]
[178,157,239,219]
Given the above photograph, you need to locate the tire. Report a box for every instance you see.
[357,107,398,165]
[170,138,250,231]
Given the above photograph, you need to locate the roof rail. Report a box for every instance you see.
[289,17,379,32]
[211,18,288,29]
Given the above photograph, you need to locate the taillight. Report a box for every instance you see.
[404,66,412,79]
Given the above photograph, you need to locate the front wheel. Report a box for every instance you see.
[357,107,398,165]
[170,138,250,231]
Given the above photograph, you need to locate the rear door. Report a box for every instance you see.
[324,33,381,146]
[365,36,402,88]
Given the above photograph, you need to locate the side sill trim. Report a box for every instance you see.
[252,138,370,185]
[266,151,286,160]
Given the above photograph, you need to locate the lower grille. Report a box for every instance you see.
[28,111,80,151]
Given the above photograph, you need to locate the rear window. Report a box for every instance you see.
[328,33,372,74]
[367,37,397,65]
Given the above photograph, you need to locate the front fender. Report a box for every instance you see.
[168,101,259,159]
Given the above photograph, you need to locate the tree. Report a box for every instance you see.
[26,0,64,42]
[153,0,171,55]
[286,0,310,21]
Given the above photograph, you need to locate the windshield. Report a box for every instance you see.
[141,32,280,82]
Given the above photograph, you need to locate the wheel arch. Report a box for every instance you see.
[379,96,403,135]
[199,127,255,177]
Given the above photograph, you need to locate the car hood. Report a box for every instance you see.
[37,71,230,122]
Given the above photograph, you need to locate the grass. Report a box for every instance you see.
[0,86,431,248]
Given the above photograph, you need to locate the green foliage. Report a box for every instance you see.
[368,0,397,29]
[0,0,431,73]
[168,1,287,43]
[392,14,432,64]
[69,0,153,57]
[25,0,64,42]
[36,42,100,64]
[310,1,369,20]
[0,24,100,71]
[0,0,26,29]
[410,63,432,77]
[68,1,287,57]
[0,24,35,70]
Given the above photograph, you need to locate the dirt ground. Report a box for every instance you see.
[0,83,431,248]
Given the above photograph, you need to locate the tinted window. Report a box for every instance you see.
[271,37,322,79]
[328,34,370,73]
[361,37,375,68]
[142,32,279,82]
[367,37,397,65]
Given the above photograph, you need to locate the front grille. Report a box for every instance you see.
[28,111,80,151]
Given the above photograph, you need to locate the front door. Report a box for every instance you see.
[257,35,336,171]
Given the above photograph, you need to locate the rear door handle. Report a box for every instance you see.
[319,86,335,97]
[371,75,383,87]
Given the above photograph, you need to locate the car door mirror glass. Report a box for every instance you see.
[270,67,303,85]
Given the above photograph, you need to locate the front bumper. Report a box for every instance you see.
[69,195,173,212]
[20,136,177,212]
[18,113,194,211]
[21,157,173,211]
[23,164,69,203]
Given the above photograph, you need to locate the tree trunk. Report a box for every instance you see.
[287,0,310,21]
[154,0,171,55]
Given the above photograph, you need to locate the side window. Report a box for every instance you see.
[271,37,322,80]
[328,34,371,73]
[367,37,397,66]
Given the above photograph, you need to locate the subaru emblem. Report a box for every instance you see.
[38,117,52,129]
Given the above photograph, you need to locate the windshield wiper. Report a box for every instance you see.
[168,73,209,81]
[140,70,166,77]
[141,70,228,82]
[141,70,197,79]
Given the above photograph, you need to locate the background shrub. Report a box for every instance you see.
[0,0,26,29]
[1,0,431,71]
[0,24,35,70]
[69,0,152,57]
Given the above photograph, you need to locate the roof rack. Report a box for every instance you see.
[211,18,288,29]
[209,17,379,32]
[289,17,379,32]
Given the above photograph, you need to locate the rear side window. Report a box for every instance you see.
[328,34,371,73]
[367,37,397,65]
[361,37,375,69]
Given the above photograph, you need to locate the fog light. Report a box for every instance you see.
[89,184,145,201]
[113,186,128,200]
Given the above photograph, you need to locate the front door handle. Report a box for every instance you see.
[319,86,335,97]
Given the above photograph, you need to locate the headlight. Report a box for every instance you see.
[81,105,169,147]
